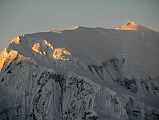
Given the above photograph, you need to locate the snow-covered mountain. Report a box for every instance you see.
[0,21,159,120]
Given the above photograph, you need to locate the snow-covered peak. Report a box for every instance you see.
[0,23,159,120]
[0,23,159,75]
[52,26,80,33]
[65,25,80,30]
[115,21,148,31]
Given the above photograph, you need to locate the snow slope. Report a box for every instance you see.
[0,21,159,120]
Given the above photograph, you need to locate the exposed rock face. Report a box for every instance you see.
[0,23,159,120]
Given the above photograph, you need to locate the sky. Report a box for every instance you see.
[0,0,159,51]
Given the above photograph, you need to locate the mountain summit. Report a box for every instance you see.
[0,23,159,120]
[115,21,150,31]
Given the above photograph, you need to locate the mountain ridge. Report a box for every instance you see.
[0,22,159,120]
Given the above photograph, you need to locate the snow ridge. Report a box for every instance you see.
[0,22,159,120]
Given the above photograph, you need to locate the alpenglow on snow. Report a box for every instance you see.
[0,21,159,120]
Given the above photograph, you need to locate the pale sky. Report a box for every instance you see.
[0,0,159,51]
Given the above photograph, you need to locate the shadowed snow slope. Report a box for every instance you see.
[0,22,159,120]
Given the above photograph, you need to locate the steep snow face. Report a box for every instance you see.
[0,35,21,70]
[0,56,158,120]
[0,49,8,70]
[0,23,159,120]
[0,48,18,70]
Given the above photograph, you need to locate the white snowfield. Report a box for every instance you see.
[0,21,159,120]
